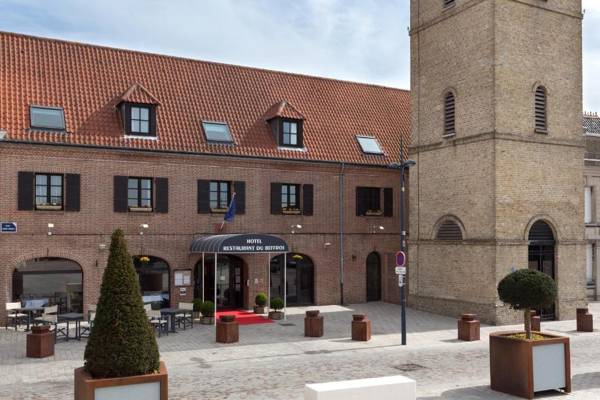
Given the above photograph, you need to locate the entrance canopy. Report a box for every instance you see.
[190,234,288,254]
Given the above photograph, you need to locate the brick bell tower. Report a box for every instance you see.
[408,0,585,324]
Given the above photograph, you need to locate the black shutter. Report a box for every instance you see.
[383,188,393,217]
[65,174,81,212]
[155,177,168,213]
[271,183,282,215]
[197,180,210,214]
[17,171,34,211]
[297,120,304,148]
[302,184,313,216]
[234,181,246,215]
[356,187,366,216]
[113,176,128,213]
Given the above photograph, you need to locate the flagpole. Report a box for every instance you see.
[220,192,236,231]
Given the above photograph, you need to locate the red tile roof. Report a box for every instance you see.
[263,100,305,121]
[0,31,410,165]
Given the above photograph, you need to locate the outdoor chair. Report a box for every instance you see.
[175,302,194,330]
[5,302,27,331]
[37,314,68,342]
[79,305,96,338]
[147,309,168,337]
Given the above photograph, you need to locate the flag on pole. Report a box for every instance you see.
[220,192,237,230]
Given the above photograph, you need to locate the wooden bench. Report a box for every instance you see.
[304,375,416,400]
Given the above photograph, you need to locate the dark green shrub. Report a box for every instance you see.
[84,229,159,378]
[200,300,215,317]
[255,292,267,307]
[498,269,557,339]
[271,297,284,311]
[193,298,203,312]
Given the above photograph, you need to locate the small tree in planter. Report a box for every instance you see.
[490,269,569,399]
[200,300,215,325]
[74,229,167,400]
[268,297,284,320]
[254,292,267,314]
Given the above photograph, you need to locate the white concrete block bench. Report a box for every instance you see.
[304,375,416,400]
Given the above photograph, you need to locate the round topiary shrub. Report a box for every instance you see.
[84,229,159,378]
[498,269,557,339]
[193,298,203,312]
[200,300,215,317]
[271,297,284,311]
[255,292,267,307]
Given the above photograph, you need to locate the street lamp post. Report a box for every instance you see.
[389,159,416,346]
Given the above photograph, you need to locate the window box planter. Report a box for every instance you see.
[36,204,62,211]
[210,208,228,213]
[490,331,571,399]
[129,207,153,212]
[365,210,383,216]
[74,361,168,400]
[282,209,301,215]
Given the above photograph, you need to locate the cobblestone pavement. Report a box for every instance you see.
[1,302,600,399]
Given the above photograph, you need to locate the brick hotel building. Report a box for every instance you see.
[0,31,410,321]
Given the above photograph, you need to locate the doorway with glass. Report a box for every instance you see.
[195,255,245,310]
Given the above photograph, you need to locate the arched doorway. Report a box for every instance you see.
[528,220,556,320]
[133,256,170,308]
[366,252,382,302]
[13,258,83,313]
[270,253,314,305]
[194,255,245,309]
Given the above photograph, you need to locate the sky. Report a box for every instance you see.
[0,0,598,111]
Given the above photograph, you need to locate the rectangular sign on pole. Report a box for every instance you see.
[398,275,405,287]
[395,266,407,275]
[1,222,17,233]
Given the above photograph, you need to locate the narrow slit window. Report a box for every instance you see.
[535,86,548,133]
[444,92,456,136]
[444,0,455,7]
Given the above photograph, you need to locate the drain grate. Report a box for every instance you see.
[279,323,296,326]
[305,350,332,355]
[393,363,425,372]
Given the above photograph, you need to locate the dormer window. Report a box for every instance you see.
[273,119,303,148]
[282,120,299,146]
[30,106,65,131]
[122,103,156,136]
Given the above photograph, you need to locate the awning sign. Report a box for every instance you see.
[1,222,17,233]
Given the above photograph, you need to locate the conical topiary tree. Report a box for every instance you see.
[497,269,557,340]
[84,228,160,378]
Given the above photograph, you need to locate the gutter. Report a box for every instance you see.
[339,162,346,305]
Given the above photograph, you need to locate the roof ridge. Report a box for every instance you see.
[0,30,410,93]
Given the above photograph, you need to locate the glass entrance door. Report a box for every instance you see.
[195,255,244,309]
[270,254,314,306]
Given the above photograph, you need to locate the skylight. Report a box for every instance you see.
[202,121,233,143]
[30,106,66,131]
[356,136,383,155]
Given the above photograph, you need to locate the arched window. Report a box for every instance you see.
[535,86,548,133]
[436,219,463,240]
[444,91,456,136]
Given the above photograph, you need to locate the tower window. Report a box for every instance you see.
[535,86,548,133]
[443,92,456,136]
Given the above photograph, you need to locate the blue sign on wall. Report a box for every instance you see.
[1,222,17,233]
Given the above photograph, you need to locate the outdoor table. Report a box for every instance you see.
[57,313,84,341]
[160,308,184,333]
[15,307,45,331]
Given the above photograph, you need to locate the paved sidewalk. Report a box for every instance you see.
[1,302,600,399]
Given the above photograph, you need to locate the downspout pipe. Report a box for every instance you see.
[339,162,346,305]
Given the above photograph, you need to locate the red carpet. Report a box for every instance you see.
[216,310,273,325]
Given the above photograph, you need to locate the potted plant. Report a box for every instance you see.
[490,269,570,399]
[74,229,167,400]
[200,300,215,325]
[268,297,284,320]
[193,298,203,320]
[253,292,267,314]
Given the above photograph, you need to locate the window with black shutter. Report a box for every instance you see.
[356,187,382,216]
[271,182,282,215]
[35,173,63,210]
[535,86,548,133]
[444,91,456,136]
[209,181,231,212]
[127,177,153,211]
[281,184,301,214]
[113,176,129,213]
